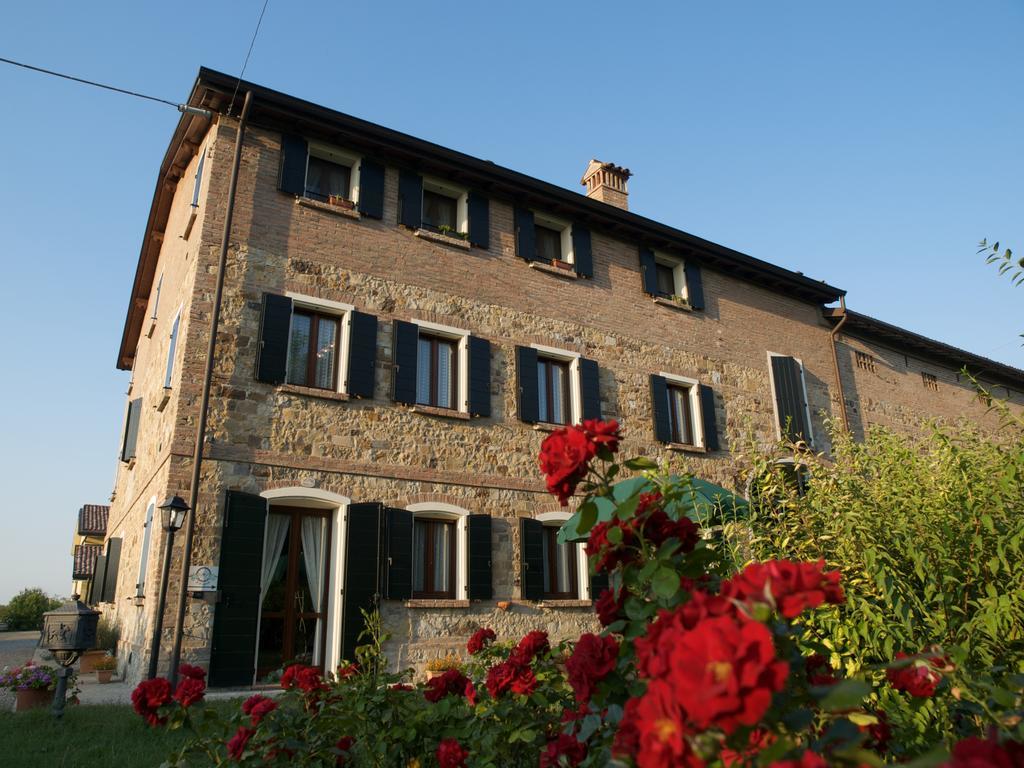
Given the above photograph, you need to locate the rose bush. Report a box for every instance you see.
[136,420,1023,765]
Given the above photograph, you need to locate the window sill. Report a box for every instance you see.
[537,599,593,608]
[182,207,198,239]
[123,458,136,471]
[531,421,569,433]
[665,441,706,454]
[409,404,471,420]
[403,599,471,609]
[653,296,692,312]
[155,387,171,412]
[131,596,145,607]
[414,228,471,250]
[296,196,361,220]
[529,260,578,279]
[279,383,351,402]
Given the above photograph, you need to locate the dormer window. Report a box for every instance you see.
[536,223,564,263]
[423,189,459,232]
[306,148,353,203]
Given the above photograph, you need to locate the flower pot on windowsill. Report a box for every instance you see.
[96,669,114,684]
[15,688,53,712]
[327,195,355,210]
[549,259,574,271]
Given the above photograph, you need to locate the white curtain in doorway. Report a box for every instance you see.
[260,515,290,604]
[301,516,326,662]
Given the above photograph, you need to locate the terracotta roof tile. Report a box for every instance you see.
[73,543,103,580]
[77,504,110,537]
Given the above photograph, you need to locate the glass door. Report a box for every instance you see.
[257,507,331,680]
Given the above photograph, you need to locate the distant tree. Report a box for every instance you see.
[2,588,61,631]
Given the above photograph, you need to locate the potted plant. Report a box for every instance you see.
[0,661,61,711]
[437,225,469,241]
[424,653,462,682]
[94,654,117,684]
[80,616,120,673]
[327,194,354,210]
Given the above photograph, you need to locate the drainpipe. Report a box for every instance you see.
[828,295,850,432]
[167,90,253,686]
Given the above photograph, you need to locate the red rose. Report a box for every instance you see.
[720,729,775,766]
[242,694,278,726]
[944,733,1024,767]
[467,627,497,655]
[586,519,638,574]
[511,665,538,696]
[582,418,621,455]
[464,679,478,706]
[486,660,518,698]
[539,426,597,505]
[226,726,254,761]
[630,680,704,768]
[723,560,844,618]
[424,668,472,703]
[281,663,326,693]
[769,751,828,768]
[335,736,355,766]
[612,696,642,759]
[886,652,943,698]
[510,630,550,665]
[639,500,699,553]
[437,738,470,768]
[634,594,736,681]
[178,663,206,680]
[131,678,172,727]
[861,709,891,754]
[173,676,206,708]
[540,733,588,767]
[595,587,625,626]
[337,662,359,679]
[566,633,619,703]
[390,682,414,691]
[804,654,838,687]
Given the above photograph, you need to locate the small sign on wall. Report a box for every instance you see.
[188,565,219,591]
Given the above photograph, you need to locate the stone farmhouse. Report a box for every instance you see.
[85,68,1024,686]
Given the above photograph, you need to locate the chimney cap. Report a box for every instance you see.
[581,159,632,185]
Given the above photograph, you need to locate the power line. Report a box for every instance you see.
[0,56,180,109]
[228,0,270,116]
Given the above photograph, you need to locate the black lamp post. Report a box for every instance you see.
[147,495,189,679]
[42,595,99,718]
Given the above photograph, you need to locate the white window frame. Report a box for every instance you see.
[305,141,362,204]
[412,319,471,414]
[766,351,815,445]
[406,502,470,600]
[533,212,574,264]
[653,250,688,302]
[284,292,355,395]
[136,496,157,598]
[422,176,469,234]
[536,511,589,599]
[658,371,705,448]
[531,343,583,425]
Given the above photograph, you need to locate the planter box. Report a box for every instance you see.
[79,650,106,673]
[15,688,52,712]
[97,669,114,684]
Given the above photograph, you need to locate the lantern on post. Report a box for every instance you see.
[42,595,100,718]
[148,495,190,679]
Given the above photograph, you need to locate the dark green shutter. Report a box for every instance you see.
[90,554,108,606]
[384,507,413,600]
[770,356,811,443]
[392,320,419,404]
[684,263,705,310]
[650,374,672,443]
[121,399,142,462]
[572,225,593,278]
[468,336,491,417]
[467,191,490,249]
[357,159,385,219]
[398,171,423,228]
[342,503,384,662]
[468,515,492,600]
[700,384,720,451]
[100,538,122,603]
[209,491,267,687]
[256,293,293,384]
[279,134,308,196]
[579,358,601,421]
[346,311,377,399]
[515,208,536,261]
[520,518,544,601]
[639,247,658,295]
[515,346,539,423]
[589,572,610,603]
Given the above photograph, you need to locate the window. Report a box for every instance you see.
[653,253,687,301]
[922,372,938,391]
[136,500,155,597]
[413,518,456,599]
[541,525,578,599]
[667,382,696,446]
[536,224,563,262]
[538,357,571,424]
[287,309,340,390]
[768,353,813,445]
[191,149,205,208]
[655,263,676,298]
[164,311,181,389]
[423,189,458,231]
[416,334,458,409]
[304,144,358,204]
[534,213,573,263]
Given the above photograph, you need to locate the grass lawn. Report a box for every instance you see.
[0,700,240,768]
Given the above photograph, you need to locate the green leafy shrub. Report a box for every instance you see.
[0,588,61,631]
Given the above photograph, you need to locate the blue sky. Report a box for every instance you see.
[0,1,1021,602]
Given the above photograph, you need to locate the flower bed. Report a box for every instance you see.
[134,420,1024,765]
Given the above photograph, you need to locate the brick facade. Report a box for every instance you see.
[93,70,1024,686]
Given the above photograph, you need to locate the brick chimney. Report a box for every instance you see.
[581,159,631,210]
